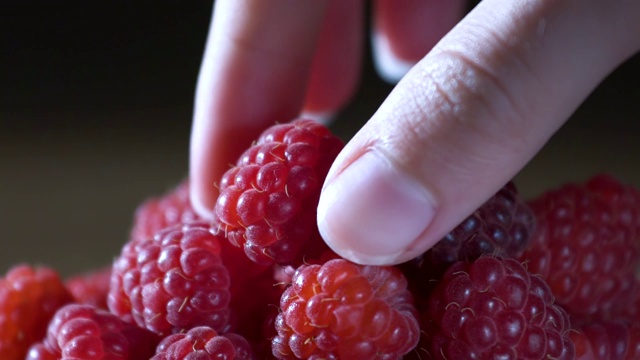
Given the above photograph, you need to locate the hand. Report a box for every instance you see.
[189,0,640,266]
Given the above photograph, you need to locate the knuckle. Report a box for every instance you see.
[410,47,537,153]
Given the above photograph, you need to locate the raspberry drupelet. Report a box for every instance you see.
[0,264,73,360]
[421,256,574,360]
[272,258,420,359]
[212,118,343,266]
[108,222,231,336]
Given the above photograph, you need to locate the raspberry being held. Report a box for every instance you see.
[272,258,420,359]
[108,222,232,336]
[212,118,343,266]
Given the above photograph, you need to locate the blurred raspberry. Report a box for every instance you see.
[519,174,640,323]
[213,118,343,266]
[27,303,159,360]
[130,180,201,243]
[570,320,640,360]
[0,264,73,360]
[65,265,111,309]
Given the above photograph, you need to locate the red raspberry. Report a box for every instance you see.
[127,178,274,289]
[421,256,574,360]
[107,222,231,336]
[402,182,534,290]
[65,265,111,309]
[620,282,640,323]
[151,326,252,360]
[27,303,159,360]
[272,258,420,359]
[213,118,343,266]
[570,320,640,360]
[0,264,73,360]
[518,174,640,323]
[226,265,282,358]
[125,179,281,355]
[130,180,201,243]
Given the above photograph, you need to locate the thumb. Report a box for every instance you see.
[317,0,640,265]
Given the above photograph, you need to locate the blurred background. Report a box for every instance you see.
[1,1,638,277]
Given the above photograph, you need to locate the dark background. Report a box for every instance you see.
[1,1,639,276]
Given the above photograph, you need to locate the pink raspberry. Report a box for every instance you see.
[27,303,159,360]
[65,265,111,309]
[213,118,343,266]
[108,222,231,336]
[272,259,420,359]
[151,326,252,360]
[0,264,73,360]
[126,178,273,301]
[420,256,574,360]
[570,320,640,360]
[518,174,640,323]
[129,180,201,243]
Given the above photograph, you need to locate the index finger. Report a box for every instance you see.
[189,0,329,219]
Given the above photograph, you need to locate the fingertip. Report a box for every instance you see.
[189,179,216,222]
[371,30,415,84]
[300,110,337,126]
[317,150,439,266]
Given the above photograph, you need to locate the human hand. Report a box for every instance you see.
[190,0,640,265]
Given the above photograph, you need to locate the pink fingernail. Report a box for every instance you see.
[317,151,437,265]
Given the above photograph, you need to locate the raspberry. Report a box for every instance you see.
[65,265,111,309]
[27,303,159,360]
[272,258,420,359]
[420,256,574,360]
[213,118,343,266]
[0,264,73,360]
[130,180,201,243]
[107,222,231,336]
[518,174,640,323]
[125,179,280,355]
[402,182,534,288]
[151,326,252,360]
[570,320,640,360]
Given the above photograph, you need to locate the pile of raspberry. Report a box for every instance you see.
[2,118,640,360]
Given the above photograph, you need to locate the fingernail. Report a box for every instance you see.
[371,30,414,84]
[317,151,437,265]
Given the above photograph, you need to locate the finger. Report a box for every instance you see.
[302,0,364,123]
[372,0,466,83]
[317,0,640,265]
[190,0,329,219]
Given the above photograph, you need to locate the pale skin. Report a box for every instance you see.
[189,0,640,266]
